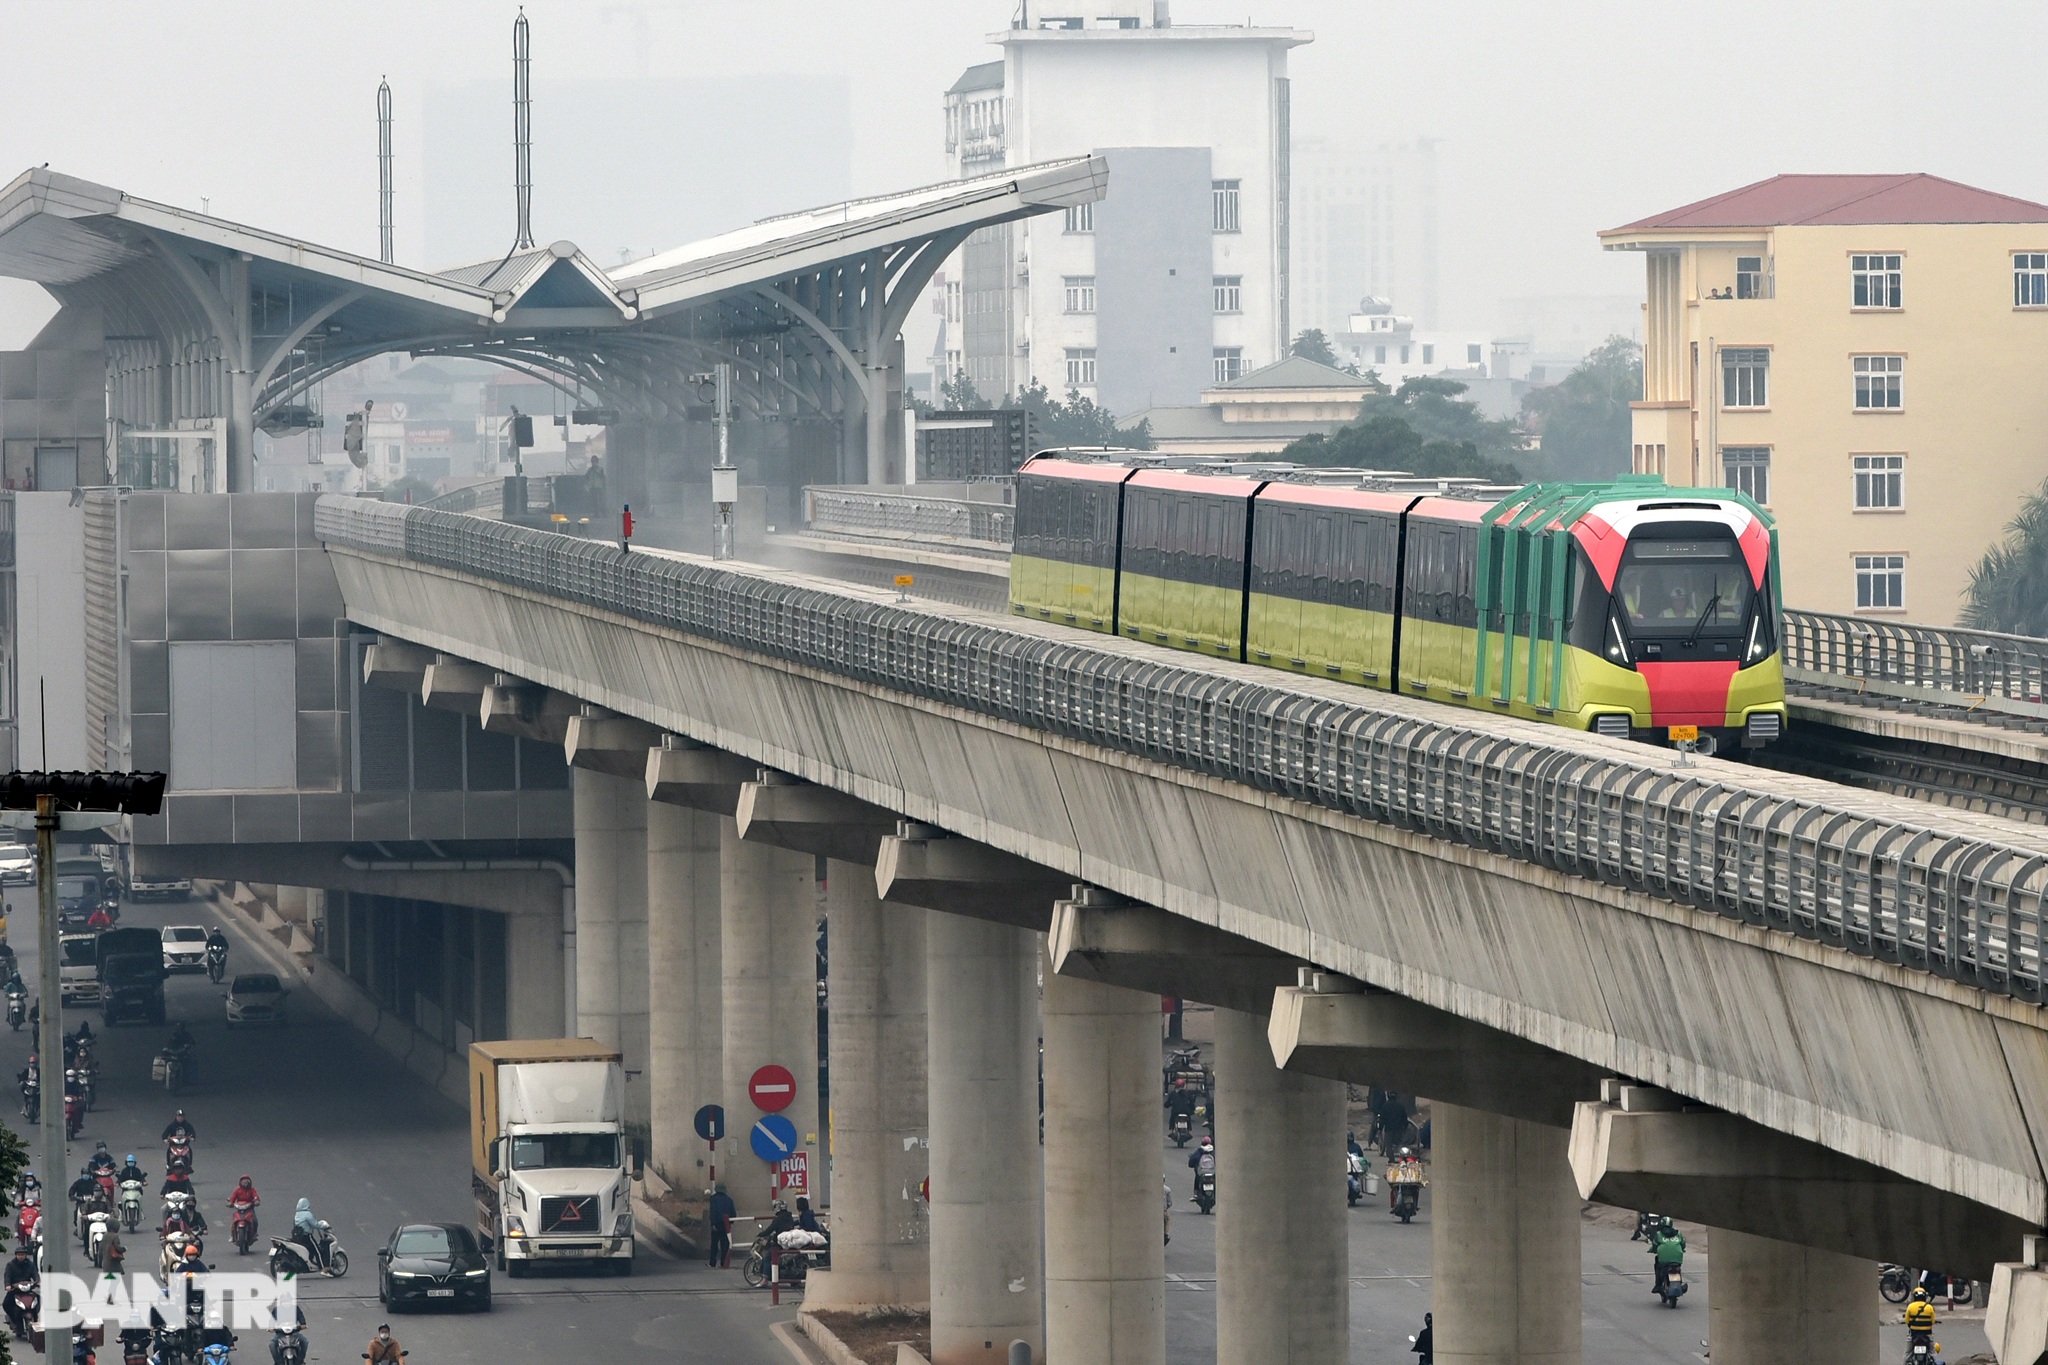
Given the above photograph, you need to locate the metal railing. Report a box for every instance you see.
[1784,610,2048,718]
[316,496,2048,1005]
[802,487,1014,546]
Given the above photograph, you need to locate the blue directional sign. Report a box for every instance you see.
[693,1104,725,1142]
[750,1113,798,1165]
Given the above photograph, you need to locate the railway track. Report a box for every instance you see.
[1753,724,2048,824]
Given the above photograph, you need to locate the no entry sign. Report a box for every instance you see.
[748,1064,796,1113]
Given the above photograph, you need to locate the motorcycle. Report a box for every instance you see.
[1346,1151,1367,1207]
[272,1328,307,1365]
[84,1209,112,1268]
[739,1227,827,1289]
[1193,1168,1216,1215]
[18,1080,36,1123]
[165,1138,194,1176]
[1907,1335,1940,1365]
[200,1340,231,1365]
[268,1225,348,1279]
[153,1051,187,1095]
[64,1091,84,1140]
[117,1180,143,1234]
[1881,1263,1914,1303]
[229,1204,258,1256]
[16,1200,40,1248]
[4,1282,36,1340]
[205,946,227,985]
[6,994,23,1032]
[1655,1260,1688,1308]
[1169,1109,1192,1147]
[117,1328,151,1365]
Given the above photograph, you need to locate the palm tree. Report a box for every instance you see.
[1963,479,2048,635]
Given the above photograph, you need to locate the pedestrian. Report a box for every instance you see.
[1411,1312,1433,1365]
[706,1183,736,1269]
[365,1324,403,1363]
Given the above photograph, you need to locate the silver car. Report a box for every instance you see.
[160,925,209,973]
[0,842,33,886]
[224,972,288,1027]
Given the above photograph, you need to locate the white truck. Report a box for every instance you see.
[470,1039,636,1276]
[59,932,101,1005]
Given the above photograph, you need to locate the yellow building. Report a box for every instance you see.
[1601,174,2048,623]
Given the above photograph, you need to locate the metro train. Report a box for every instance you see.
[1007,452,1788,753]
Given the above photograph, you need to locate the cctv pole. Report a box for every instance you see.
[35,791,67,1274]
[710,363,735,560]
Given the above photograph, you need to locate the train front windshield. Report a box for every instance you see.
[1613,539,1755,638]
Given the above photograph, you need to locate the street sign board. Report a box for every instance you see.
[775,1152,809,1195]
[750,1113,798,1165]
[748,1064,796,1113]
[693,1104,725,1142]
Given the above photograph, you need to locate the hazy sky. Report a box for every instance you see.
[3,0,2047,350]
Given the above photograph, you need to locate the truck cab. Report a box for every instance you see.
[470,1040,634,1276]
[58,933,100,1004]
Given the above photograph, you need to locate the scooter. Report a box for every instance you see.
[229,1205,258,1256]
[84,1209,112,1268]
[205,947,227,986]
[1169,1109,1192,1147]
[1655,1260,1688,1308]
[1193,1168,1216,1215]
[1346,1151,1366,1207]
[15,1200,40,1248]
[1391,1180,1421,1223]
[165,1139,194,1177]
[117,1180,143,1233]
[6,994,23,1032]
[18,1080,35,1123]
[201,1340,232,1365]
[272,1327,307,1365]
[63,1092,84,1140]
[4,1282,37,1340]
[268,1226,348,1279]
[1906,1335,1941,1365]
[117,1327,152,1365]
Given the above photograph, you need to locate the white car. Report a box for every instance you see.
[224,972,288,1027]
[0,843,33,886]
[130,873,191,902]
[160,925,209,973]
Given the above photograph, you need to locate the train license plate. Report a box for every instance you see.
[1668,725,1698,742]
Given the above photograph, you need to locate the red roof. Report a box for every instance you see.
[1606,174,2048,232]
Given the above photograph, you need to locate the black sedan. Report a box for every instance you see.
[377,1223,491,1311]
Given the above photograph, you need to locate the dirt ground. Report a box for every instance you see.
[805,1308,931,1365]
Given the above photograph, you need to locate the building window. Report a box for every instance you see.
[1374,345,1387,364]
[1722,347,1769,409]
[1064,202,1095,234]
[1212,180,1241,233]
[1466,344,1482,365]
[1213,348,1243,383]
[1736,256,1766,299]
[1853,454,1905,510]
[1851,253,1902,309]
[1854,554,1906,610]
[1634,443,1669,477]
[1063,276,1095,314]
[1064,348,1096,387]
[1722,446,1770,504]
[1853,354,1903,410]
[1422,344,1435,365]
[1400,345,1410,363]
[1212,275,1242,313]
[2017,253,2048,307]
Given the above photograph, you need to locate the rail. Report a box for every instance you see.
[1783,610,2048,720]
[418,476,559,516]
[802,486,1013,546]
[316,496,2048,1006]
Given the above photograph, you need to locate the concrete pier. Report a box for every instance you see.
[572,767,649,1126]
[646,798,722,1188]
[1709,1230,1873,1365]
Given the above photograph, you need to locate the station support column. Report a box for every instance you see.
[573,768,649,1127]
[1212,1006,1348,1363]
[719,816,821,1219]
[1708,1230,1873,1365]
[646,799,722,1188]
[1041,948,1163,1365]
[926,914,1044,1365]
[806,861,929,1308]
[1432,1103,1581,1365]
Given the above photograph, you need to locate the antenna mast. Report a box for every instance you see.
[512,9,535,250]
[376,78,394,264]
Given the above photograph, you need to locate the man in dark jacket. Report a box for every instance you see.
[706,1184,736,1268]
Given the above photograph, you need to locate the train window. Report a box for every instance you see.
[1167,496,1191,581]
[1457,529,1477,625]
[1203,501,1226,587]
[1309,515,1334,603]
[1283,510,1307,597]
[1341,516,1370,609]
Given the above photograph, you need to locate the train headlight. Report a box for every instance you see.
[1745,614,1765,661]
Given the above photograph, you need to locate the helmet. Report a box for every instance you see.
[173,1109,185,1118]
[1399,1147,1412,1158]
[124,1156,134,1165]
[93,1142,106,1152]
[772,1200,788,1212]
[1912,1287,1931,1302]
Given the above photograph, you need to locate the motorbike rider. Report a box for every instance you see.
[3,1244,35,1337]
[160,1163,195,1203]
[205,928,228,966]
[163,1192,206,1238]
[118,1154,146,1187]
[364,1325,404,1364]
[68,1167,100,1215]
[1905,1286,1938,1348]
[84,904,111,932]
[1187,1133,1215,1174]
[86,1144,116,1179]
[270,1318,309,1365]
[706,1184,736,1269]
[227,1177,259,1242]
[1411,1312,1434,1365]
[1167,1081,1198,1129]
[161,1109,196,1144]
[163,1024,195,1082]
[1649,1216,1686,1294]
[291,1199,330,1270]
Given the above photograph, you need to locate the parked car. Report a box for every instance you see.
[224,972,288,1027]
[129,873,191,902]
[0,842,33,886]
[160,925,208,973]
[378,1222,491,1311]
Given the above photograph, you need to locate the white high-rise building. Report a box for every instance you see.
[1293,137,1440,337]
[939,2,1310,415]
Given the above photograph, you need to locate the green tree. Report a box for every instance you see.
[1964,479,2048,635]
[1015,382,1153,451]
[1284,375,1524,482]
[1290,329,1361,376]
[1519,336,1642,481]
[939,370,990,411]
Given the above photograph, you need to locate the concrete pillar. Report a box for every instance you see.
[504,909,567,1040]
[646,800,721,1188]
[1709,1230,1874,1365]
[1214,1006,1347,1364]
[1042,953,1163,1365]
[720,816,820,1218]
[1433,1103,1581,1365]
[927,915,1043,1365]
[574,768,650,1126]
[807,862,928,1309]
